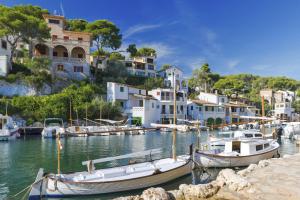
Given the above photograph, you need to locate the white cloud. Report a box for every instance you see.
[227,59,240,69]
[123,24,161,39]
[137,42,175,58]
[188,57,207,70]
[199,27,221,57]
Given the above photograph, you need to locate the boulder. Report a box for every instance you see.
[179,183,220,199]
[217,169,250,191]
[140,187,170,200]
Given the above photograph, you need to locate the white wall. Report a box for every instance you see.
[198,92,228,105]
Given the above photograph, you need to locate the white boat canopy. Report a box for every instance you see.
[239,116,277,120]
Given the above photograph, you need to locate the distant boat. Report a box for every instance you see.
[150,123,189,132]
[195,138,279,168]
[29,149,192,198]
[0,114,20,141]
[41,118,65,138]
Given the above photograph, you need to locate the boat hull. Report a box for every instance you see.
[194,147,279,168]
[42,159,191,197]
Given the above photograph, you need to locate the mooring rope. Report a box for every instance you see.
[10,176,46,199]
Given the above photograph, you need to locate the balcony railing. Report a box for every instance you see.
[52,57,87,63]
[51,38,90,47]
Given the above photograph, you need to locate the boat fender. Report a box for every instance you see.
[87,160,95,174]
[189,144,193,155]
[153,168,162,175]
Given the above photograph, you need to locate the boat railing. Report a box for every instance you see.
[82,148,162,173]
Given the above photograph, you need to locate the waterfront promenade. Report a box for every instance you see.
[116,152,300,200]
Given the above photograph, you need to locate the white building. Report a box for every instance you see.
[274,101,294,121]
[0,37,11,76]
[148,88,187,124]
[275,90,295,103]
[187,100,225,125]
[197,92,228,105]
[107,82,160,127]
[125,56,156,77]
[33,14,92,80]
[158,66,188,93]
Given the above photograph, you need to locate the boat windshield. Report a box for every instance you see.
[45,119,63,127]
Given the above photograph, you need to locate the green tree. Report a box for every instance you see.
[161,64,171,71]
[0,5,50,62]
[144,77,165,90]
[109,52,125,61]
[65,19,88,31]
[189,63,219,93]
[213,77,245,97]
[136,47,156,57]
[126,44,138,57]
[292,100,300,113]
[86,20,122,76]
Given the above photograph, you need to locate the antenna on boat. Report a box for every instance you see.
[172,69,177,161]
[69,99,72,127]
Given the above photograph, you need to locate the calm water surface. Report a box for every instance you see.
[0,130,298,200]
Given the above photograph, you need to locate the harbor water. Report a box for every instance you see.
[0,130,298,200]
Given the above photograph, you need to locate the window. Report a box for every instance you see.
[125,62,132,67]
[169,105,174,114]
[78,53,83,58]
[147,58,154,64]
[255,134,262,137]
[156,105,160,109]
[244,134,253,138]
[139,90,141,95]
[256,145,263,151]
[161,105,166,114]
[152,103,154,108]
[52,35,58,40]
[63,52,68,57]
[205,106,208,112]
[264,143,270,149]
[221,98,225,103]
[57,64,64,71]
[64,36,69,40]
[120,86,124,92]
[139,100,143,107]
[1,40,7,49]
[73,66,83,73]
[120,102,124,108]
[53,51,58,57]
[78,37,83,41]
[148,65,154,70]
[191,106,193,110]
[199,107,202,111]
[157,91,160,96]
[49,19,60,24]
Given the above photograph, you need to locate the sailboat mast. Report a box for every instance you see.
[5,101,8,116]
[172,70,177,161]
[86,103,88,126]
[261,96,265,136]
[57,134,61,175]
[69,99,72,127]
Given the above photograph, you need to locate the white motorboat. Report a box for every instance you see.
[41,118,65,138]
[150,123,189,132]
[0,114,19,141]
[195,139,279,168]
[209,129,269,146]
[29,149,192,198]
[282,122,300,139]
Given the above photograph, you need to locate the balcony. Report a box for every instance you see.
[52,57,87,64]
[51,38,90,47]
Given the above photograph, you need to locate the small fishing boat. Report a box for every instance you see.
[41,118,65,138]
[195,139,279,168]
[0,114,19,141]
[29,149,192,198]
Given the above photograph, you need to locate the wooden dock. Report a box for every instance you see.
[85,127,158,136]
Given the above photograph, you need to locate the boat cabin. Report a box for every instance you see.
[44,118,64,128]
[219,130,263,139]
[0,115,14,130]
[224,139,272,156]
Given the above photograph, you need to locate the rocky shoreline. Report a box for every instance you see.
[115,153,300,200]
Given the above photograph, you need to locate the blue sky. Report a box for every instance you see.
[1,0,300,79]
